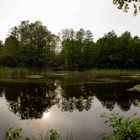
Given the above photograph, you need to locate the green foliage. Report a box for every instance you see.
[1,21,140,71]
[60,29,94,70]
[59,30,140,70]
[0,40,3,47]
[113,0,140,15]
[94,31,140,69]
[5,128,60,140]
[5,127,30,140]
[2,21,58,69]
[50,129,60,140]
[101,113,140,140]
[0,67,34,79]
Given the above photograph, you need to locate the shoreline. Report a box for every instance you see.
[0,67,140,83]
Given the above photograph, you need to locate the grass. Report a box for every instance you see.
[43,69,140,82]
[0,67,34,79]
[87,69,138,78]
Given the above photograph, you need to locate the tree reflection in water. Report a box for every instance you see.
[0,81,140,120]
[93,83,140,111]
[0,82,59,119]
[59,96,93,112]
[58,84,94,112]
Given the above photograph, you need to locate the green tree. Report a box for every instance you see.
[93,31,139,69]
[59,29,76,70]
[116,31,134,69]
[3,36,23,67]
[76,29,95,70]
[60,29,94,70]
[94,31,118,68]
[0,40,4,65]
[131,36,140,68]
[9,21,58,69]
[0,40,3,47]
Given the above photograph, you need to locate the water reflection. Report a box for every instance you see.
[0,82,59,119]
[0,81,140,120]
[93,83,140,111]
[58,96,93,112]
[42,112,50,119]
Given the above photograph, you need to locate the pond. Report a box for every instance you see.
[0,80,140,140]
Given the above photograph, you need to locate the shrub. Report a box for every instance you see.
[101,113,140,140]
[5,127,23,140]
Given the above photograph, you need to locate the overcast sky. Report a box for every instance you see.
[0,0,140,41]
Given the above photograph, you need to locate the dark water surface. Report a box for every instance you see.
[0,80,140,140]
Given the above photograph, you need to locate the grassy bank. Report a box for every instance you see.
[43,69,140,82]
[0,67,35,79]
[0,67,140,81]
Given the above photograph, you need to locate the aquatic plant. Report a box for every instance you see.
[5,127,30,140]
[5,127,61,140]
[49,129,60,140]
[127,84,140,92]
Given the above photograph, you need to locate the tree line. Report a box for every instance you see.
[0,20,140,71]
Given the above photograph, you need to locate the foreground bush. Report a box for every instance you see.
[101,113,140,140]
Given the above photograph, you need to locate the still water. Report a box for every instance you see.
[0,80,140,140]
